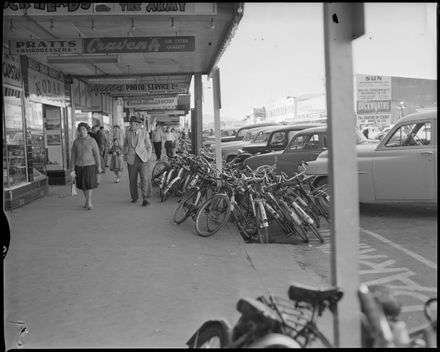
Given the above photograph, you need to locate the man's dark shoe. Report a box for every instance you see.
[131,199,138,203]
[142,200,150,206]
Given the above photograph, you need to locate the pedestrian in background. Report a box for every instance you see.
[123,116,153,206]
[164,126,175,158]
[151,124,165,161]
[99,126,108,172]
[113,124,124,146]
[70,122,102,210]
[101,127,110,168]
[109,138,123,183]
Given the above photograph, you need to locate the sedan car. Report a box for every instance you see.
[243,125,370,177]
[241,123,325,156]
[304,109,437,204]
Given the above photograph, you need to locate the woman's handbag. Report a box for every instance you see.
[71,181,78,196]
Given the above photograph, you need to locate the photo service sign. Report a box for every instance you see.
[9,37,195,55]
[90,83,188,96]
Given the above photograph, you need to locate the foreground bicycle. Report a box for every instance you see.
[187,283,437,348]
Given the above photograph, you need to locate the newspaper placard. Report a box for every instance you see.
[356,74,391,101]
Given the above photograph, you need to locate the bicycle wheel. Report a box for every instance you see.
[187,324,230,348]
[152,161,168,186]
[255,207,269,244]
[314,177,330,217]
[306,223,324,243]
[195,194,231,237]
[279,202,309,243]
[174,189,199,224]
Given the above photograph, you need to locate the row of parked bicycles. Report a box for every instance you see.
[151,147,330,244]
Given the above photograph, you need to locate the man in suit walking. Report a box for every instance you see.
[123,116,153,206]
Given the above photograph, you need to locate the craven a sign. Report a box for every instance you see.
[84,36,195,53]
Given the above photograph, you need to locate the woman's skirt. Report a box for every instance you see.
[75,165,98,190]
[110,155,123,171]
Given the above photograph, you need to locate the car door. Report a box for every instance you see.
[277,132,325,176]
[373,119,436,201]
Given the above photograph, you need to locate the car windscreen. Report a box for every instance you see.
[252,131,271,143]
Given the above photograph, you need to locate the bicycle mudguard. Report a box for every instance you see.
[237,297,280,322]
[248,333,302,348]
[186,319,233,347]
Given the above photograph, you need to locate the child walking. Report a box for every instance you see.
[109,138,123,183]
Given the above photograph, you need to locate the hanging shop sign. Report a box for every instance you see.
[4,2,217,15]
[124,97,178,109]
[9,36,195,55]
[90,83,188,96]
[3,52,22,87]
[9,39,82,55]
[28,68,65,105]
[84,36,195,53]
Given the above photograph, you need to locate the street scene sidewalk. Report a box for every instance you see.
[4,163,332,349]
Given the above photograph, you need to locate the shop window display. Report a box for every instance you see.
[4,95,28,188]
[25,101,46,179]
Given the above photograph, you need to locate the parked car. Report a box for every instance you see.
[203,127,238,146]
[304,109,437,204]
[219,126,282,163]
[243,125,369,177]
[240,123,325,156]
[376,125,393,141]
[223,121,281,143]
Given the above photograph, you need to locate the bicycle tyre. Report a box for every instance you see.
[152,161,168,187]
[174,189,199,224]
[255,207,269,244]
[188,324,230,348]
[195,194,231,237]
[279,201,309,243]
[162,177,179,202]
[306,223,324,243]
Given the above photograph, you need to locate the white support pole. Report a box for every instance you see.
[323,3,363,347]
[212,67,222,173]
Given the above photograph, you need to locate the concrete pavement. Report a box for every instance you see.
[4,162,332,349]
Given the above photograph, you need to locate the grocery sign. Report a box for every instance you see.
[124,97,178,109]
[9,36,195,55]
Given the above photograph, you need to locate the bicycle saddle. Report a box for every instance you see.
[288,283,343,306]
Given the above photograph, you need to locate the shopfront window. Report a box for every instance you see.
[4,94,27,188]
[25,101,46,179]
[44,105,64,170]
